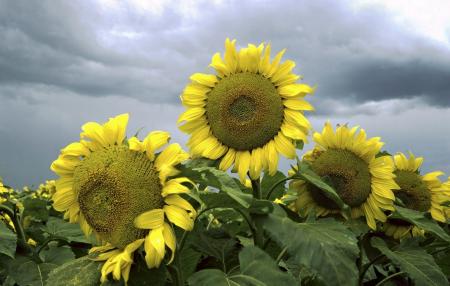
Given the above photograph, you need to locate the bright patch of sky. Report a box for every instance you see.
[353,0,450,44]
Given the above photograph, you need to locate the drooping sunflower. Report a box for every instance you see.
[289,122,399,230]
[383,152,450,239]
[50,114,196,284]
[178,39,314,182]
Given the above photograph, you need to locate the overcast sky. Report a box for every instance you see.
[0,0,449,188]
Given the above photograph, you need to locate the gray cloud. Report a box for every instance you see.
[0,0,449,188]
[1,0,449,107]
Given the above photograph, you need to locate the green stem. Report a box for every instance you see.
[168,265,179,285]
[251,178,262,200]
[0,204,32,254]
[359,254,385,285]
[36,236,68,255]
[375,271,405,286]
[174,250,184,286]
[250,178,264,248]
[265,176,299,200]
[275,246,288,264]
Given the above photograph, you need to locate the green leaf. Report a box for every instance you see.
[46,256,102,286]
[248,200,273,215]
[40,245,75,265]
[182,166,253,208]
[294,140,304,150]
[127,257,167,286]
[179,247,202,280]
[389,206,450,242]
[261,171,286,200]
[43,217,95,244]
[434,250,450,277]
[294,161,348,213]
[260,214,359,286]
[236,246,297,285]
[23,198,49,221]
[371,237,447,286]
[190,230,240,271]
[0,223,17,258]
[7,255,56,286]
[188,269,239,286]
[188,246,297,286]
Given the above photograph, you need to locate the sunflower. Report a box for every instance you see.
[289,122,399,230]
[383,152,450,239]
[33,180,56,199]
[0,178,8,204]
[50,114,196,284]
[178,39,314,182]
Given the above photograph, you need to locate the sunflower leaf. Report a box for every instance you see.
[187,246,298,286]
[261,171,286,200]
[389,206,450,242]
[43,217,96,244]
[182,166,253,208]
[371,237,447,286]
[294,161,349,213]
[45,256,102,286]
[6,255,57,286]
[259,214,359,286]
[0,222,17,258]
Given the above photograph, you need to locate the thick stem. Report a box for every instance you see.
[375,271,405,286]
[0,204,32,254]
[174,251,184,286]
[250,178,264,248]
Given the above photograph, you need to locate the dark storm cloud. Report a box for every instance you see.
[331,59,450,106]
[1,0,449,107]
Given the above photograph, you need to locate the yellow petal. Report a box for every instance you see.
[134,209,165,229]
[128,136,143,152]
[278,83,313,98]
[149,227,165,259]
[177,108,206,124]
[190,73,217,87]
[236,151,251,182]
[144,131,171,161]
[61,142,90,158]
[165,194,197,217]
[162,223,176,264]
[264,140,278,176]
[274,133,296,159]
[283,99,314,111]
[52,187,76,211]
[249,148,263,180]
[164,205,194,231]
[271,60,296,83]
[161,178,191,197]
[224,38,238,73]
[210,52,229,77]
[81,122,108,147]
[50,156,79,176]
[219,148,236,171]
[145,235,163,268]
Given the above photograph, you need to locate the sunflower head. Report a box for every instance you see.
[290,122,398,230]
[50,114,196,284]
[383,153,450,239]
[178,38,314,182]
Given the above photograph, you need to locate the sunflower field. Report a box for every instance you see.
[1,39,449,286]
